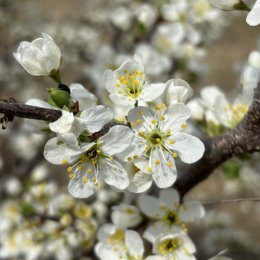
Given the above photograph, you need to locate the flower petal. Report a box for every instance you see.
[70,83,97,109]
[125,230,144,258]
[138,194,162,219]
[128,106,155,132]
[151,149,177,188]
[68,171,95,199]
[99,125,133,155]
[178,201,205,222]
[99,158,129,189]
[246,0,260,26]
[80,105,113,133]
[159,188,180,210]
[44,138,95,164]
[168,133,204,163]
[140,83,167,102]
[161,104,191,132]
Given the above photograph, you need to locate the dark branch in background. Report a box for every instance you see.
[175,82,260,196]
[0,83,260,196]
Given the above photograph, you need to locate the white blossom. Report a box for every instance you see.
[139,189,205,243]
[104,54,167,106]
[146,232,196,260]
[44,125,133,198]
[13,33,61,76]
[95,226,144,260]
[125,105,204,188]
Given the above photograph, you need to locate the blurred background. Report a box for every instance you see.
[0,0,260,259]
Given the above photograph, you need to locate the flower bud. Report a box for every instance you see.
[48,87,71,108]
[13,33,61,77]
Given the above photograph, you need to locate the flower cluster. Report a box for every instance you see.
[188,49,260,135]
[13,33,205,198]
[95,188,205,260]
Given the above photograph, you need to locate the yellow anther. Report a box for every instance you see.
[139,131,145,136]
[77,165,83,171]
[169,139,175,145]
[166,129,171,135]
[67,167,73,173]
[160,115,165,121]
[181,123,187,129]
[97,149,101,154]
[151,119,157,125]
[136,119,142,124]
[69,173,75,179]
[133,155,138,160]
[172,153,177,158]
[130,122,135,127]
[82,177,88,183]
[155,160,160,165]
[147,166,152,173]
[167,161,173,167]
[87,168,93,174]
[138,110,143,116]
[127,157,132,161]
[156,138,161,143]
[92,177,97,183]
[62,159,68,164]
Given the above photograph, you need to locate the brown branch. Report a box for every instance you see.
[175,82,260,197]
[0,83,260,197]
[0,100,61,122]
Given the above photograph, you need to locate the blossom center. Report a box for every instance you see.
[225,103,248,127]
[158,238,181,255]
[117,70,144,99]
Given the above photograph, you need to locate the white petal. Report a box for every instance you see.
[165,79,193,105]
[99,158,129,189]
[49,111,74,134]
[162,104,191,132]
[97,223,117,243]
[80,105,113,133]
[145,256,166,260]
[159,189,180,210]
[178,201,205,222]
[246,0,260,26]
[70,83,97,109]
[44,138,94,164]
[128,106,154,132]
[151,149,177,188]
[111,205,142,228]
[168,133,205,163]
[100,125,133,155]
[25,98,53,108]
[125,230,144,258]
[140,83,167,102]
[143,222,170,243]
[14,43,47,76]
[104,70,117,93]
[41,33,61,73]
[127,169,153,193]
[200,86,225,108]
[138,195,162,218]
[109,93,135,107]
[68,163,96,198]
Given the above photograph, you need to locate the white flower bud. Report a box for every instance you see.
[13,33,61,76]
